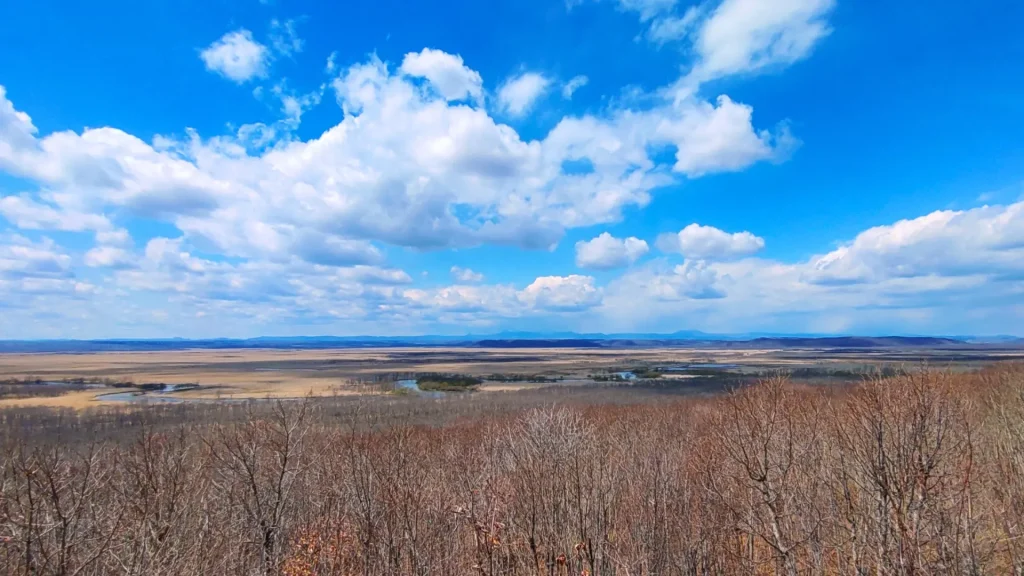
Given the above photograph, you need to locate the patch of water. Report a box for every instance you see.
[98,385,198,403]
[36,380,104,388]
[394,379,447,399]
[396,379,419,391]
[97,391,183,403]
[95,392,138,402]
[161,383,199,392]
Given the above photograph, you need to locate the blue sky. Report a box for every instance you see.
[1,0,1023,338]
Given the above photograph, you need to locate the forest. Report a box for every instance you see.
[0,366,1022,575]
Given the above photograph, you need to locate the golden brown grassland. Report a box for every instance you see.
[2,346,1016,407]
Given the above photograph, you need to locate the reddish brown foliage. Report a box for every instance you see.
[1,366,1023,575]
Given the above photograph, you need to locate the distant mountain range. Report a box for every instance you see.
[0,332,1021,353]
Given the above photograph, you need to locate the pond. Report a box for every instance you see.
[394,379,447,399]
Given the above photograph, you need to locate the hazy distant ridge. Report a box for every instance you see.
[1,334,1018,353]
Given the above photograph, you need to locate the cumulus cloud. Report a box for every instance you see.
[575,232,649,269]
[0,235,72,280]
[0,234,98,313]
[200,30,270,83]
[404,283,518,314]
[400,48,483,102]
[85,246,135,269]
[616,259,724,301]
[519,275,601,311]
[497,72,550,116]
[0,41,792,264]
[805,202,1024,285]
[112,236,412,319]
[405,274,602,317]
[0,195,110,231]
[599,200,1024,335]
[657,223,765,260]
[0,19,821,335]
[17,2,981,338]
[655,96,795,176]
[451,266,484,282]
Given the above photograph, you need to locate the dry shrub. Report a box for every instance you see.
[0,367,1022,575]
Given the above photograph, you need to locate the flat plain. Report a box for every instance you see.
[2,344,1022,408]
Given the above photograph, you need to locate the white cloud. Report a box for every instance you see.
[289,233,383,267]
[561,75,589,99]
[96,228,131,246]
[575,232,649,269]
[519,275,602,311]
[0,45,790,265]
[615,259,724,301]
[271,81,325,126]
[657,223,765,259]
[269,19,303,57]
[0,29,818,335]
[0,195,110,231]
[111,236,412,320]
[3,74,1024,339]
[84,245,135,268]
[0,235,95,314]
[0,235,72,280]
[280,90,323,125]
[655,95,794,176]
[400,48,484,102]
[599,200,1024,335]
[200,30,270,83]
[451,266,484,282]
[84,227,136,269]
[0,86,43,176]
[805,202,1024,285]
[606,0,833,86]
[497,72,551,116]
[689,0,836,82]
[404,283,519,315]
[404,274,603,316]
[335,265,413,285]
[617,0,678,21]
[601,250,1022,335]
[646,6,703,44]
